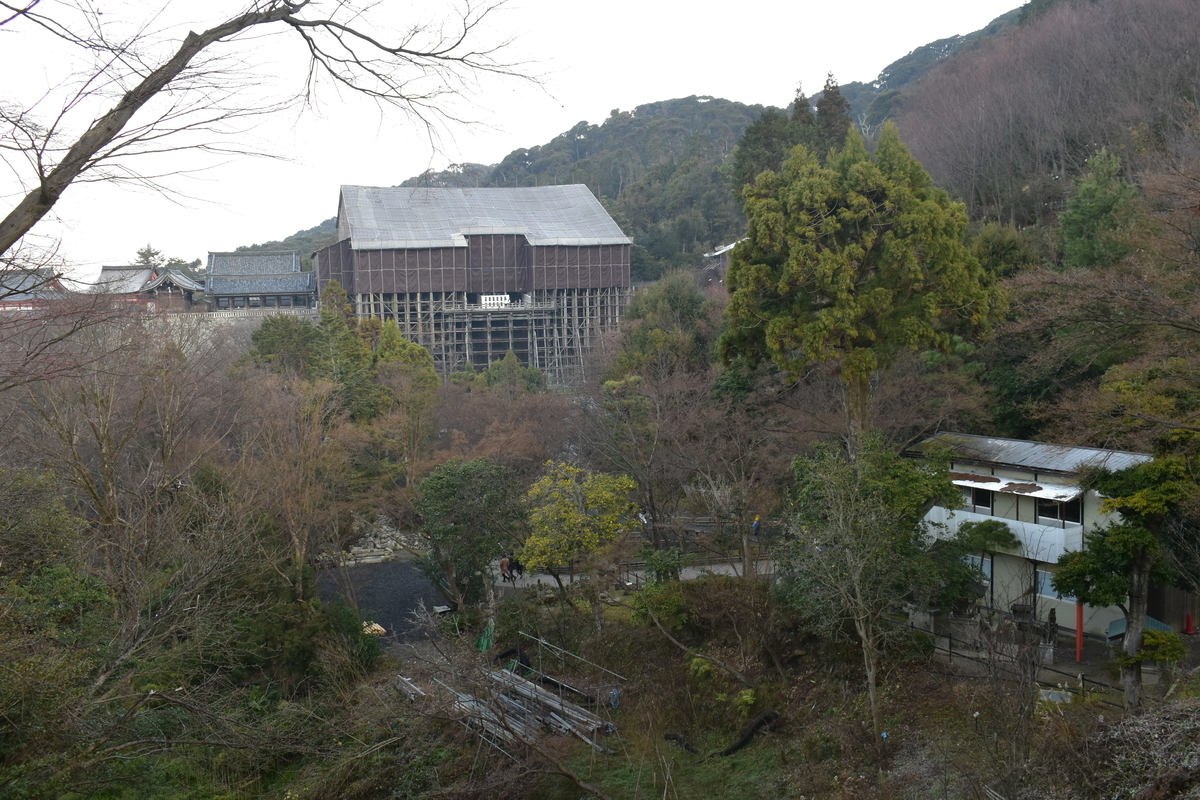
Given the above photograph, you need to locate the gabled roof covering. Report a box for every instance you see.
[337,185,632,250]
[912,432,1152,476]
[93,266,152,293]
[207,272,315,296]
[144,269,203,293]
[89,266,202,294]
[207,251,300,274]
[0,268,67,302]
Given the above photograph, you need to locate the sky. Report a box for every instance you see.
[0,0,1022,281]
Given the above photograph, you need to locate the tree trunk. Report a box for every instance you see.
[845,372,870,460]
[1122,546,1153,710]
[742,523,754,580]
[434,546,466,611]
[547,567,578,611]
[482,570,497,628]
[591,568,604,632]
[856,617,884,759]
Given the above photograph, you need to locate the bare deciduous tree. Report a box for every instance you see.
[0,0,530,256]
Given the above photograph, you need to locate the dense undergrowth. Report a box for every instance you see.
[383,575,1200,800]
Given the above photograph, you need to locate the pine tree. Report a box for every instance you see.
[1059,149,1138,268]
[135,243,164,267]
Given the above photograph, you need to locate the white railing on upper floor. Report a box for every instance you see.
[924,506,1084,564]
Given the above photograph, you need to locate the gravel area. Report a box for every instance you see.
[318,555,446,642]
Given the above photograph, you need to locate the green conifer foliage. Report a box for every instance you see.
[816,74,853,151]
[721,123,1001,451]
[1059,149,1138,268]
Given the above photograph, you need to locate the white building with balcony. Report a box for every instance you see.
[908,432,1153,636]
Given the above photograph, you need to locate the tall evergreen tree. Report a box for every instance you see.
[720,124,1002,454]
[317,281,383,419]
[731,109,797,199]
[1060,149,1138,268]
[816,73,853,150]
[135,243,164,267]
[375,319,439,471]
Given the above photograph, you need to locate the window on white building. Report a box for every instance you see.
[1037,497,1082,525]
[1036,567,1075,602]
[962,486,994,514]
[966,553,993,580]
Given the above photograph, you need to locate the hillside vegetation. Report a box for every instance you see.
[12,1,1200,798]
[235,11,1025,280]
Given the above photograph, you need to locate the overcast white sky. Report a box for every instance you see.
[0,0,1021,280]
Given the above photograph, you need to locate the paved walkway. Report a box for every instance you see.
[496,558,775,593]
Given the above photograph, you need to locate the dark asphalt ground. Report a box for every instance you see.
[318,557,446,642]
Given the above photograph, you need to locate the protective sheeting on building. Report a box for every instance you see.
[337,185,631,249]
[315,185,633,382]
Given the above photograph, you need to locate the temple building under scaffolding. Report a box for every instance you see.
[313,185,632,382]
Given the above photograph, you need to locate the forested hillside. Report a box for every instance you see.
[897,0,1200,224]
[235,9,1030,281]
[236,217,337,270]
[836,6,1021,127]
[477,96,762,279]
[12,2,1200,798]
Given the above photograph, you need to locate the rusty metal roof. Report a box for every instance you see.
[950,472,1082,502]
[912,432,1152,475]
[337,185,631,249]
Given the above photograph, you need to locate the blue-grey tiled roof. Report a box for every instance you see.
[207,251,300,274]
[88,267,204,294]
[0,268,67,302]
[206,272,315,296]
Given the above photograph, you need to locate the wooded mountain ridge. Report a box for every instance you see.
[240,0,1200,283]
[236,5,1025,278]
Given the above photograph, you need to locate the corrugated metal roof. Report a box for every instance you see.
[914,432,1152,475]
[207,251,300,275]
[705,239,745,258]
[337,185,632,249]
[951,473,1082,502]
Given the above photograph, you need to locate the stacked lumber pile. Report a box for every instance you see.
[441,669,614,751]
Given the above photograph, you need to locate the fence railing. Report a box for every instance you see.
[903,620,1124,708]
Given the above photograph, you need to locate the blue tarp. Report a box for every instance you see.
[1105,615,1173,640]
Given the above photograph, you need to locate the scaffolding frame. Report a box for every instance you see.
[354,286,630,383]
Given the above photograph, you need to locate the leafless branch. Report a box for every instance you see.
[1,0,533,256]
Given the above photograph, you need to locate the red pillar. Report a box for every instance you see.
[1076,602,1084,663]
